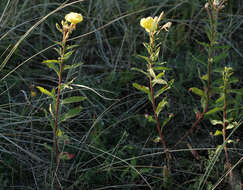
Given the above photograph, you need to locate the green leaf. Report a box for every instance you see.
[216,95,224,104]
[156,98,168,116]
[56,23,63,33]
[152,78,167,86]
[153,66,171,71]
[59,106,83,123]
[205,107,223,116]
[214,130,222,136]
[62,96,87,104]
[137,54,150,64]
[215,145,222,154]
[148,68,156,78]
[210,120,223,126]
[201,74,208,81]
[213,45,230,50]
[37,86,55,99]
[131,67,149,77]
[151,47,160,61]
[189,87,206,99]
[63,50,74,60]
[54,47,62,56]
[43,143,53,152]
[192,54,207,66]
[143,42,152,54]
[161,113,173,130]
[213,52,228,64]
[45,62,60,76]
[195,39,210,48]
[66,44,79,50]
[229,88,243,95]
[133,83,150,94]
[228,77,239,84]
[155,79,174,98]
[42,59,61,64]
[54,41,63,46]
[64,62,83,71]
[156,71,165,79]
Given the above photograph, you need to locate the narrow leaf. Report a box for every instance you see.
[137,54,150,64]
[37,86,55,99]
[195,39,210,48]
[213,52,228,64]
[155,79,174,98]
[189,87,206,99]
[152,78,167,86]
[66,44,79,50]
[201,74,208,81]
[131,67,149,77]
[210,120,223,126]
[156,98,168,116]
[192,54,207,66]
[63,50,74,60]
[156,71,165,79]
[143,42,152,54]
[45,62,60,76]
[62,96,86,104]
[161,113,173,130]
[64,62,83,71]
[205,107,223,116]
[54,47,62,56]
[133,83,150,94]
[216,95,224,104]
[59,106,82,123]
[148,68,156,78]
[153,66,171,71]
[42,59,60,64]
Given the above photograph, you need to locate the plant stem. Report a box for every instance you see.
[53,30,67,190]
[223,76,230,170]
[174,2,216,147]
[149,33,170,171]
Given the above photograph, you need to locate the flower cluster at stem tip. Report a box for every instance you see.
[140,11,172,34]
[65,12,83,25]
[56,12,83,34]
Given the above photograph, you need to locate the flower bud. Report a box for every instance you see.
[162,22,172,32]
[205,2,209,9]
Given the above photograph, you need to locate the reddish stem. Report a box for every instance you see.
[174,3,216,147]
[54,30,67,190]
[149,33,170,171]
[223,79,230,170]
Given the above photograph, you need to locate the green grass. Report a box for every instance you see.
[0,0,242,189]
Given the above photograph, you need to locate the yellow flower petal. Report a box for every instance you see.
[140,17,157,33]
[65,12,83,24]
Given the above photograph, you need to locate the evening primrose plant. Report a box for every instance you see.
[175,0,230,146]
[133,11,173,172]
[37,12,84,189]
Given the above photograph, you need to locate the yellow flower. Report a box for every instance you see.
[140,17,157,33]
[57,129,63,137]
[65,12,83,25]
